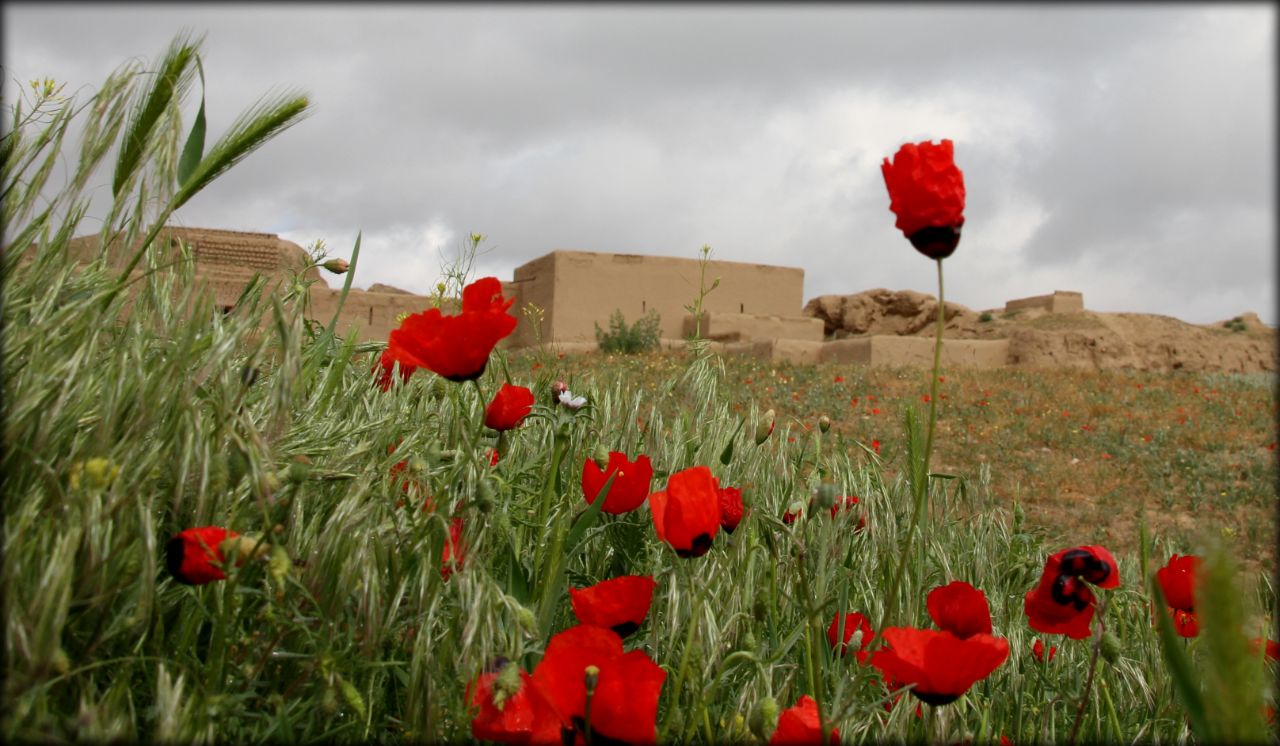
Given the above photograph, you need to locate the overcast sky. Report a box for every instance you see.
[4,3,1275,325]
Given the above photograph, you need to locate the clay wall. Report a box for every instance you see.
[511,250,805,344]
[1005,290,1084,314]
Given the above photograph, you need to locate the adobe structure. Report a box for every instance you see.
[56,226,1273,373]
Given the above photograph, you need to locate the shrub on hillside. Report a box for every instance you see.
[595,309,661,354]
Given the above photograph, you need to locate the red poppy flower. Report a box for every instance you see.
[488,448,501,467]
[441,517,465,580]
[386,277,517,382]
[375,347,416,391]
[881,138,966,259]
[769,695,839,745]
[718,485,744,533]
[166,526,238,585]
[1251,638,1280,662]
[486,383,535,432]
[1155,554,1201,638]
[1031,638,1056,663]
[1024,545,1120,640]
[927,581,993,639]
[648,465,721,558]
[569,575,656,637]
[582,452,654,515]
[827,611,875,663]
[531,624,665,744]
[870,627,1009,706]
[829,494,866,531]
[468,660,564,744]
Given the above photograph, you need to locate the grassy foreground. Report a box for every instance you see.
[3,33,1278,745]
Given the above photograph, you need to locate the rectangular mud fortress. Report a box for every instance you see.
[60,227,1078,368]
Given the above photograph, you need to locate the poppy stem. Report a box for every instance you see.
[1067,594,1110,746]
[659,562,700,742]
[796,544,832,745]
[922,258,945,471]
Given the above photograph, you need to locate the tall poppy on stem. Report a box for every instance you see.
[881,139,966,260]
[166,526,240,585]
[927,581,993,640]
[582,452,654,515]
[385,277,516,382]
[1155,553,1201,637]
[569,575,657,637]
[827,611,875,662]
[648,465,721,558]
[1024,545,1120,639]
[531,624,665,744]
[485,382,535,432]
[876,138,964,636]
[870,627,1009,706]
[468,658,563,744]
[769,694,839,745]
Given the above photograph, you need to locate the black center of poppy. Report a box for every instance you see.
[676,533,714,558]
[1060,549,1112,586]
[611,621,640,638]
[911,690,960,706]
[1051,574,1092,611]
[907,225,962,260]
[444,363,487,383]
[165,537,192,584]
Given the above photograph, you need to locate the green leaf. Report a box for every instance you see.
[176,56,206,188]
[1150,577,1211,738]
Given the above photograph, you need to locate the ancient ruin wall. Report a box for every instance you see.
[1005,290,1084,314]
[512,250,806,344]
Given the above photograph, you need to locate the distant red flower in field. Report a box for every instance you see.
[872,439,881,454]
[468,660,563,744]
[569,575,656,638]
[375,347,417,390]
[1156,554,1201,637]
[532,624,665,744]
[927,581,993,639]
[487,448,500,467]
[582,452,654,515]
[769,695,838,745]
[649,465,721,558]
[827,611,875,662]
[881,138,966,260]
[386,277,517,382]
[1024,545,1120,639]
[485,383,535,432]
[718,484,745,533]
[834,375,844,383]
[166,526,238,585]
[1031,638,1057,663]
[441,517,465,580]
[871,627,1009,706]
[1251,638,1280,662]
[829,494,866,531]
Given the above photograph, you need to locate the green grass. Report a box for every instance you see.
[3,33,1277,745]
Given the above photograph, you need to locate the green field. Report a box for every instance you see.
[4,33,1277,745]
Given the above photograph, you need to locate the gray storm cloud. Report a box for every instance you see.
[2,3,1273,324]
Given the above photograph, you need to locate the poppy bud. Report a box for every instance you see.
[741,630,757,651]
[593,443,610,471]
[749,696,779,742]
[1100,631,1122,664]
[583,664,600,695]
[813,482,838,512]
[70,457,120,491]
[754,410,776,445]
[476,479,496,513]
[1013,502,1025,529]
[818,415,831,434]
[718,433,735,465]
[322,258,349,274]
[515,605,537,634]
[493,659,523,708]
[285,457,311,485]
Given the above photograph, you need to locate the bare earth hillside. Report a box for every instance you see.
[804,289,1278,373]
